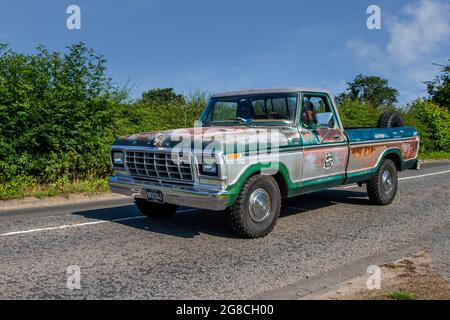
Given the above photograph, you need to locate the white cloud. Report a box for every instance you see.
[346,0,450,104]
[387,0,450,66]
[346,39,387,72]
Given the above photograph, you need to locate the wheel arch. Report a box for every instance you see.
[382,150,402,171]
[380,147,410,172]
[226,162,292,206]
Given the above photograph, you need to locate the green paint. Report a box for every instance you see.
[291,174,346,196]
[226,162,295,205]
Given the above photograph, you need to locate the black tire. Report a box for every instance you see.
[377,112,404,128]
[134,198,178,219]
[228,175,281,238]
[367,159,398,205]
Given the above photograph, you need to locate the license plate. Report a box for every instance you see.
[146,190,164,203]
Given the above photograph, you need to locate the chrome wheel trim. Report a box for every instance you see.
[382,170,394,193]
[248,188,271,223]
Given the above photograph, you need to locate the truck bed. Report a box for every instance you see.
[344,126,419,143]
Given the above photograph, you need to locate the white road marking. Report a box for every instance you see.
[1,170,449,237]
[0,208,196,237]
[0,216,146,236]
[338,169,450,190]
[397,169,450,181]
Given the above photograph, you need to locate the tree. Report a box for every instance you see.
[140,88,185,105]
[336,74,399,108]
[425,60,450,110]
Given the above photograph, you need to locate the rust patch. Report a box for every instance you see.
[349,145,386,169]
[351,146,379,159]
[401,141,419,160]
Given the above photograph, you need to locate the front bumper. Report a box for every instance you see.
[109,176,230,211]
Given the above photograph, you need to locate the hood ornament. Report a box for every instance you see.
[153,132,164,147]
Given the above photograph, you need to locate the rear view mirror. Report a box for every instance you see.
[315,112,333,127]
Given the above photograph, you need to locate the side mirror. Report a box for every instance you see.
[315,112,333,127]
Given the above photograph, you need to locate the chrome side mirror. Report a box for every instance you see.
[315,112,333,127]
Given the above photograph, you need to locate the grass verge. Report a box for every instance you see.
[0,177,109,200]
[419,151,450,161]
[387,291,416,300]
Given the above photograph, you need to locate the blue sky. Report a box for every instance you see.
[0,0,449,105]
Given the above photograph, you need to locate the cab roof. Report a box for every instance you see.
[212,87,332,98]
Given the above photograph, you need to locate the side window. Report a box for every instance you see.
[311,97,327,114]
[301,95,335,128]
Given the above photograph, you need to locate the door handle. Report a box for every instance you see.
[334,135,341,140]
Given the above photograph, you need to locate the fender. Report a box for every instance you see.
[226,162,293,206]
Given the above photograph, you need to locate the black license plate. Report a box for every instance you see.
[146,190,164,203]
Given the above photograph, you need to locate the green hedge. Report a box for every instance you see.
[337,98,381,127]
[407,99,450,152]
[117,91,207,136]
[0,43,124,183]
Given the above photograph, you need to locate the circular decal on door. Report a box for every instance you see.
[323,153,334,169]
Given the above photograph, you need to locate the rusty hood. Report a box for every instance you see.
[112,126,301,153]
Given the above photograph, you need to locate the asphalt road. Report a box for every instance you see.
[1,162,449,299]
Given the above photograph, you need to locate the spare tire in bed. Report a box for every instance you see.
[377,112,404,128]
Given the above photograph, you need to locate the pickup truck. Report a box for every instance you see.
[109,88,419,238]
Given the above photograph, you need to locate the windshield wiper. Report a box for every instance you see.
[235,117,253,126]
[201,118,253,127]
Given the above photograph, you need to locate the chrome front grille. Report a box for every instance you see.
[125,151,193,182]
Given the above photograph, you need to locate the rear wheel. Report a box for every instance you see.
[367,159,398,205]
[134,198,178,219]
[228,175,281,238]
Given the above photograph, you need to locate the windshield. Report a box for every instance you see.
[200,93,298,126]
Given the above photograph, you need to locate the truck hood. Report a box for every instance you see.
[113,126,301,153]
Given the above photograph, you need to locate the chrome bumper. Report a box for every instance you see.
[109,176,230,211]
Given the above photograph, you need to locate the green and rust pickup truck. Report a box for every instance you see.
[109,88,419,238]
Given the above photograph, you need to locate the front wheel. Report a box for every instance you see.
[134,198,178,219]
[367,158,398,205]
[228,175,281,238]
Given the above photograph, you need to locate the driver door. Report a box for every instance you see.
[299,93,348,188]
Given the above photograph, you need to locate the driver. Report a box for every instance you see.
[301,99,316,126]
